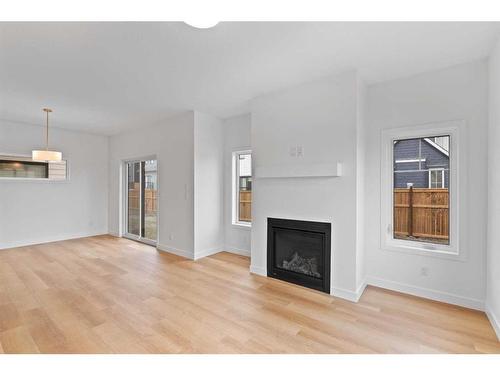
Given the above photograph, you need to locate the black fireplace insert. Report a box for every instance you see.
[267,218,331,293]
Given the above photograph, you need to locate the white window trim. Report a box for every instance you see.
[232,149,252,228]
[381,121,464,261]
[428,168,445,189]
[395,158,426,163]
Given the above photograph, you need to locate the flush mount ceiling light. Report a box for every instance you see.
[32,108,62,162]
[184,20,219,29]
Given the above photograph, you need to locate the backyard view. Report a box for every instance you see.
[238,153,252,223]
[393,136,449,245]
[127,160,157,241]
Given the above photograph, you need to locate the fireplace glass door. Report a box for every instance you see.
[267,218,331,293]
[274,229,324,279]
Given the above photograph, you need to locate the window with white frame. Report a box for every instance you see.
[428,168,445,188]
[381,123,460,258]
[232,151,252,226]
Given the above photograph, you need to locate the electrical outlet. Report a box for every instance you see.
[169,234,174,240]
[289,146,297,157]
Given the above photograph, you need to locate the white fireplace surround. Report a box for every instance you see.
[247,60,491,314]
[250,70,365,301]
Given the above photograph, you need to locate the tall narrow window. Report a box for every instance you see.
[127,161,141,236]
[382,122,461,258]
[393,135,450,245]
[233,151,252,225]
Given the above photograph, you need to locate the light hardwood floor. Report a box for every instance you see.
[0,235,498,354]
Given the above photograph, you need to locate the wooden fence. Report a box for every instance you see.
[239,191,252,222]
[128,185,157,214]
[394,187,449,242]
[143,189,157,213]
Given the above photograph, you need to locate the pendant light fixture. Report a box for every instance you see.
[32,108,62,162]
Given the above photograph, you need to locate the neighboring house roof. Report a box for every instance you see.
[423,138,449,157]
[393,138,449,158]
[392,137,449,188]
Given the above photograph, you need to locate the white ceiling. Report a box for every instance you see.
[1,22,499,135]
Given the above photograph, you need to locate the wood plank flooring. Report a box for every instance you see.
[0,235,498,354]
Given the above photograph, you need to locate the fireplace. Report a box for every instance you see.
[267,218,331,293]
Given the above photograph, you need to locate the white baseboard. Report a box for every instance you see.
[332,281,367,303]
[156,243,194,260]
[486,303,500,341]
[108,231,120,237]
[250,264,266,276]
[156,244,227,261]
[0,231,108,250]
[224,245,250,257]
[156,244,233,261]
[194,246,223,260]
[366,276,485,311]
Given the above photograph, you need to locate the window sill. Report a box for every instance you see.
[381,239,464,262]
[232,222,252,229]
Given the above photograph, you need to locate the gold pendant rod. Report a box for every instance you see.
[43,108,52,151]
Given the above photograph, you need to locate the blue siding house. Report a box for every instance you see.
[393,136,449,188]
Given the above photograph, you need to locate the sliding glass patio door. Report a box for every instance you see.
[125,159,157,244]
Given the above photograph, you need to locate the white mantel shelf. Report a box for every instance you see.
[255,162,342,179]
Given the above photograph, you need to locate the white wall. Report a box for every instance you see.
[222,114,252,256]
[250,71,364,300]
[108,112,195,258]
[193,112,224,258]
[487,38,500,339]
[0,120,108,249]
[356,78,367,289]
[364,60,488,309]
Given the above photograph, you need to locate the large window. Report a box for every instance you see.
[233,151,252,226]
[0,155,67,180]
[393,136,449,245]
[381,123,460,258]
